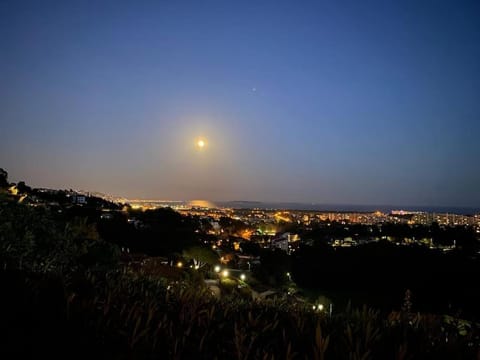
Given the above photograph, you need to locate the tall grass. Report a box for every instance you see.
[1,267,478,359]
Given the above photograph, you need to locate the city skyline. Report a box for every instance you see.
[1,1,479,207]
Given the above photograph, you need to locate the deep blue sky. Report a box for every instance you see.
[1,0,479,207]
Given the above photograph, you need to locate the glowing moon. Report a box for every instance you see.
[195,137,207,150]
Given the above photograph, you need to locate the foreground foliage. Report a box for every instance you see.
[1,267,479,359]
[1,201,479,359]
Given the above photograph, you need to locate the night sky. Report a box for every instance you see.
[1,1,479,207]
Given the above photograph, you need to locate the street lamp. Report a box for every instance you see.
[240,273,246,281]
[222,270,229,278]
[214,265,221,273]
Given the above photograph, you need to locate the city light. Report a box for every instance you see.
[214,265,221,273]
[240,273,246,281]
[222,270,229,277]
[177,261,183,268]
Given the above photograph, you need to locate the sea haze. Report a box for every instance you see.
[215,201,480,215]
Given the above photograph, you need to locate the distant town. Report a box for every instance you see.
[8,181,480,256]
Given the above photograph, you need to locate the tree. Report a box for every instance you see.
[183,245,219,269]
[16,181,32,194]
[254,248,291,286]
[218,216,249,236]
[0,168,8,188]
[240,241,261,256]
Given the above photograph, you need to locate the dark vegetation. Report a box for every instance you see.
[292,241,480,319]
[97,208,198,256]
[1,168,480,358]
[302,221,477,251]
[3,267,479,360]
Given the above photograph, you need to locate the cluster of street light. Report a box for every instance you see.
[175,261,327,313]
[214,265,246,281]
[176,262,248,283]
[172,261,329,313]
